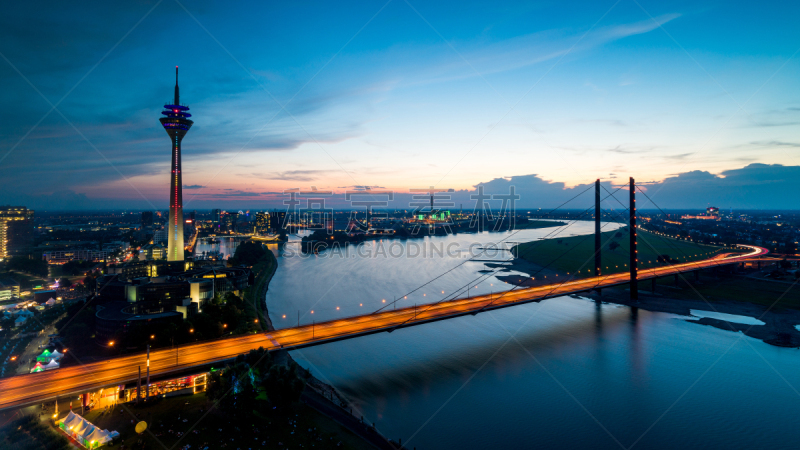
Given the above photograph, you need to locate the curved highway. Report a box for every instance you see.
[0,245,767,411]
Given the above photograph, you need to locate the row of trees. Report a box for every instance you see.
[205,348,306,420]
[5,256,48,277]
[0,414,72,450]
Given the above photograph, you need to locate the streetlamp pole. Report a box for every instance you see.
[145,344,150,402]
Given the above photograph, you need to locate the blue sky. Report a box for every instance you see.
[1,0,799,210]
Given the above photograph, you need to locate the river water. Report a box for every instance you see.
[256,222,800,449]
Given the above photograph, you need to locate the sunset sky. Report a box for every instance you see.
[1,0,799,210]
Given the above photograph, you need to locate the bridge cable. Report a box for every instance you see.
[384,186,630,326]
[369,183,597,315]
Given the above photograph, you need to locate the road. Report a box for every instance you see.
[0,245,767,411]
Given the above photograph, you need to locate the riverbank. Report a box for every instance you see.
[255,247,397,449]
[581,285,800,348]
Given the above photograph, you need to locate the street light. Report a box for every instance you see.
[108,341,114,347]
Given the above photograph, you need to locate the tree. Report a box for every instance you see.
[6,256,48,277]
[229,241,267,267]
[206,362,264,420]
[262,362,305,410]
[58,278,72,288]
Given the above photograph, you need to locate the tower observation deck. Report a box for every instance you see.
[160,67,193,262]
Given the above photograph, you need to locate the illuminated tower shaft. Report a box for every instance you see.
[160,67,193,261]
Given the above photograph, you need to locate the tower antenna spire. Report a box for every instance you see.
[174,66,180,105]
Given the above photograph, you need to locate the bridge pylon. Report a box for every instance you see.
[595,179,601,277]
[630,177,638,301]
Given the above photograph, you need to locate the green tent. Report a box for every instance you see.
[36,349,52,363]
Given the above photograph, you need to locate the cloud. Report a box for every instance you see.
[750,140,800,148]
[183,184,206,189]
[663,153,693,160]
[265,170,333,182]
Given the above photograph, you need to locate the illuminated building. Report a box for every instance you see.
[0,206,34,259]
[707,206,719,217]
[159,67,193,261]
[0,278,20,300]
[255,212,270,235]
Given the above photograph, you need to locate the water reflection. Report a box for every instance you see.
[266,223,800,449]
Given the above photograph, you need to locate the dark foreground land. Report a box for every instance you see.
[0,391,378,450]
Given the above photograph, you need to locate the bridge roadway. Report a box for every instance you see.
[0,245,767,411]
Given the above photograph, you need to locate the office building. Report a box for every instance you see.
[0,206,34,258]
[255,212,270,235]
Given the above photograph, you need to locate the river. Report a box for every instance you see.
[256,222,800,448]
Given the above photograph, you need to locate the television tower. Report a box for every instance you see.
[160,67,193,261]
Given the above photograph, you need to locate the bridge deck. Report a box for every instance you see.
[0,245,767,411]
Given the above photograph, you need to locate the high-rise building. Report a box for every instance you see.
[271,211,287,233]
[0,206,34,259]
[159,67,193,261]
[255,212,270,235]
[223,212,239,233]
[141,211,154,227]
[211,209,220,223]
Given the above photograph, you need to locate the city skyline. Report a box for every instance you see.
[1,1,799,210]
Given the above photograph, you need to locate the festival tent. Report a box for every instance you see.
[49,349,63,360]
[45,298,56,306]
[30,362,44,373]
[58,411,118,447]
[60,411,82,430]
[44,360,59,370]
[36,349,52,362]
[85,427,112,446]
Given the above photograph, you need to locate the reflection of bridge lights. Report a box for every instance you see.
[359,303,362,306]
[382,299,385,303]
[282,315,286,318]
[336,307,339,310]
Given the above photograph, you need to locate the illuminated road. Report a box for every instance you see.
[0,245,767,411]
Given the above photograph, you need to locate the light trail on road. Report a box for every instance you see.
[0,245,767,411]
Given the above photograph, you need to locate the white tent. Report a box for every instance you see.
[45,298,56,306]
[59,411,118,446]
[44,360,59,370]
[85,427,111,446]
[68,413,92,436]
[14,316,27,327]
[49,349,63,360]
[61,411,81,429]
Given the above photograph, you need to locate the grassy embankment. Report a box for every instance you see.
[512,227,724,277]
[658,275,800,310]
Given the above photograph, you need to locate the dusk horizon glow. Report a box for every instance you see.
[2,0,799,210]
